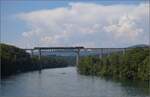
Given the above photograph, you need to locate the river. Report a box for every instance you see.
[0,67,149,97]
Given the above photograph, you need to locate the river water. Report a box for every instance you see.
[0,67,149,97]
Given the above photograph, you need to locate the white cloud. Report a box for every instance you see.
[18,2,149,48]
[104,15,143,40]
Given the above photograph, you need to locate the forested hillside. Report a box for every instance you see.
[0,43,69,77]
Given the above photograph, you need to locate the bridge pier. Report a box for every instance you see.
[30,49,34,57]
[38,49,41,60]
[123,48,126,55]
[99,48,103,58]
[76,49,80,66]
[38,49,42,70]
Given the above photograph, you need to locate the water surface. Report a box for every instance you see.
[0,67,149,97]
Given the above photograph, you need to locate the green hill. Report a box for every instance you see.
[0,43,69,77]
[0,43,32,76]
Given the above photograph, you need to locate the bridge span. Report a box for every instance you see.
[24,47,127,66]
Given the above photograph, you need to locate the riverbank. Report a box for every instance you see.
[0,43,69,77]
[78,48,150,81]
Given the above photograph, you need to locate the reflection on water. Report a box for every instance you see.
[103,77,150,96]
[0,67,149,97]
[119,80,149,96]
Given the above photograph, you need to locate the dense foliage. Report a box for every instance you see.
[31,56,69,69]
[78,48,150,81]
[0,43,69,77]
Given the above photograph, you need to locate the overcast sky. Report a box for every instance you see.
[1,0,149,48]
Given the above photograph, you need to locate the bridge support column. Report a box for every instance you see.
[99,50,102,59]
[76,49,80,66]
[38,49,42,70]
[99,48,103,58]
[123,48,126,55]
[31,49,33,57]
[38,49,41,60]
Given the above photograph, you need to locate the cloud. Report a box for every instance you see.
[104,15,143,40]
[18,2,149,48]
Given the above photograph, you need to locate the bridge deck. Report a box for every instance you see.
[34,47,84,49]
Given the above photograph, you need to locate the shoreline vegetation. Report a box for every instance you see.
[0,43,69,77]
[78,47,150,81]
[1,43,150,81]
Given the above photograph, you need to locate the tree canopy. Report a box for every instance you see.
[78,48,150,81]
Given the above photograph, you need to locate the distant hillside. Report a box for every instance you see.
[128,44,150,48]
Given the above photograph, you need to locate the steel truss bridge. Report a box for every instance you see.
[24,47,130,67]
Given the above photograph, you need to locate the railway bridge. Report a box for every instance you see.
[24,47,127,67]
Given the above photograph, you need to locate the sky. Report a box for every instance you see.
[1,0,149,48]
